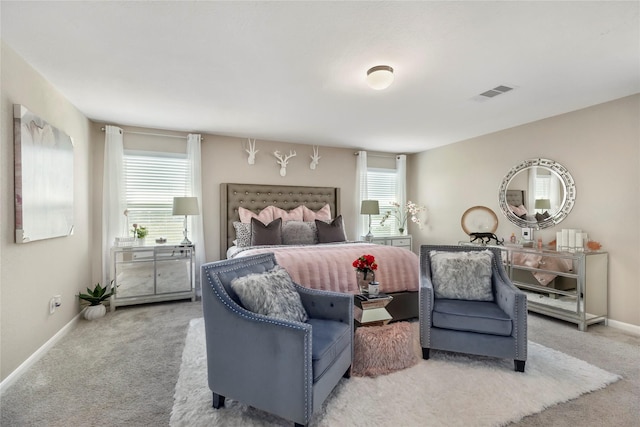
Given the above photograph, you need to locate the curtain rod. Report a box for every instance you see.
[354,152,402,159]
[100,127,199,140]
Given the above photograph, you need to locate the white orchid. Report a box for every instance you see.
[380,200,426,230]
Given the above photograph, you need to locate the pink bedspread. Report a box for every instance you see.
[231,243,419,294]
[511,252,573,286]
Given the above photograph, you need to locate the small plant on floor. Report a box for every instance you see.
[78,281,115,306]
[78,281,116,320]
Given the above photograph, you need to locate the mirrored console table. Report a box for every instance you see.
[459,242,608,331]
[110,244,196,311]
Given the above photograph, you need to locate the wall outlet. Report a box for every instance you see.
[49,295,62,315]
[521,227,533,241]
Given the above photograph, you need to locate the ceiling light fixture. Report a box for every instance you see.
[366,65,394,90]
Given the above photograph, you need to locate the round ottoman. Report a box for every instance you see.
[352,321,419,377]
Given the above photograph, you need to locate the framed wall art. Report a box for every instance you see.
[14,105,74,243]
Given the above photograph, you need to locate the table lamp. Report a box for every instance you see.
[535,198,551,213]
[172,197,200,245]
[360,200,380,242]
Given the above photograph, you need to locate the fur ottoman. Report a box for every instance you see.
[352,321,419,377]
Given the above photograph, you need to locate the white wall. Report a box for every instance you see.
[407,94,640,327]
[1,42,92,381]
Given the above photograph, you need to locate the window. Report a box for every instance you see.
[123,151,190,243]
[366,168,399,237]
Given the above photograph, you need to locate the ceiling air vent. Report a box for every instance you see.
[471,85,516,102]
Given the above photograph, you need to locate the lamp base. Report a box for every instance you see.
[180,237,192,245]
[365,231,374,242]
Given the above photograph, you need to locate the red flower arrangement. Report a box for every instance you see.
[353,254,378,280]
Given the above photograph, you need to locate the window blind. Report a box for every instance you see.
[367,168,399,236]
[123,151,190,243]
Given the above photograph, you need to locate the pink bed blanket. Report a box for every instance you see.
[511,252,573,286]
[231,242,419,294]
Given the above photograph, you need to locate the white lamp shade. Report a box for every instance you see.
[360,200,380,215]
[366,65,394,90]
[172,197,200,215]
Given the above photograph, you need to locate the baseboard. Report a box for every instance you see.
[0,312,82,395]
[607,318,640,336]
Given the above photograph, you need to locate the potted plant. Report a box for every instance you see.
[132,223,148,239]
[380,200,426,234]
[78,282,115,320]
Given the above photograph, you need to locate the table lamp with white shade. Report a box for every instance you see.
[173,197,200,245]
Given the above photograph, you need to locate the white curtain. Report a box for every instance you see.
[102,125,125,285]
[355,150,369,240]
[187,134,205,293]
[396,154,407,210]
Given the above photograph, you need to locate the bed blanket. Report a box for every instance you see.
[230,242,419,294]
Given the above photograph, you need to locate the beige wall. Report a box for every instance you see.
[1,42,92,381]
[407,94,640,327]
[3,40,638,384]
[90,128,359,282]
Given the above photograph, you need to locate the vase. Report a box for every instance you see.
[83,304,106,320]
[355,269,375,294]
[398,228,405,235]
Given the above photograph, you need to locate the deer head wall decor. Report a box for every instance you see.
[273,150,296,177]
[310,146,321,170]
[245,138,258,165]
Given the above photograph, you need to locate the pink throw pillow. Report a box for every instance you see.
[302,204,332,221]
[239,206,274,224]
[271,205,304,222]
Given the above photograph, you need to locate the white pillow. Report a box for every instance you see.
[429,250,494,301]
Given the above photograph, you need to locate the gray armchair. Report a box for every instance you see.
[419,245,527,372]
[201,253,353,427]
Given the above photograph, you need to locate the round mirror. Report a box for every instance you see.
[498,158,576,229]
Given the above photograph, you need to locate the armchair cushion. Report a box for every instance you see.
[307,318,351,381]
[430,250,494,301]
[230,265,308,322]
[433,299,513,336]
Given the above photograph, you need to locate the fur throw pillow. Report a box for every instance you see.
[429,250,494,301]
[230,265,308,323]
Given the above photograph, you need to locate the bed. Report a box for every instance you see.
[220,183,419,320]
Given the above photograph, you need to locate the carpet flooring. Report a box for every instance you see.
[170,318,620,427]
[1,301,638,426]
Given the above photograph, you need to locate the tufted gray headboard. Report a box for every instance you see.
[506,189,525,207]
[220,183,340,255]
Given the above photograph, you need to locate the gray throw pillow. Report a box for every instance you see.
[251,217,282,246]
[282,221,318,245]
[230,265,308,322]
[233,222,252,247]
[316,215,347,243]
[429,250,494,301]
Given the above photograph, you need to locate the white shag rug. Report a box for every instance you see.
[171,318,620,427]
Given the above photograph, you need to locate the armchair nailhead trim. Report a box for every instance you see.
[202,253,313,423]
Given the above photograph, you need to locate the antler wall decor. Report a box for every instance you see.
[245,138,258,165]
[273,150,296,177]
[309,145,321,170]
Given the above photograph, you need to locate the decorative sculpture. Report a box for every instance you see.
[245,138,258,165]
[273,150,296,177]
[469,232,504,245]
[309,145,321,170]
